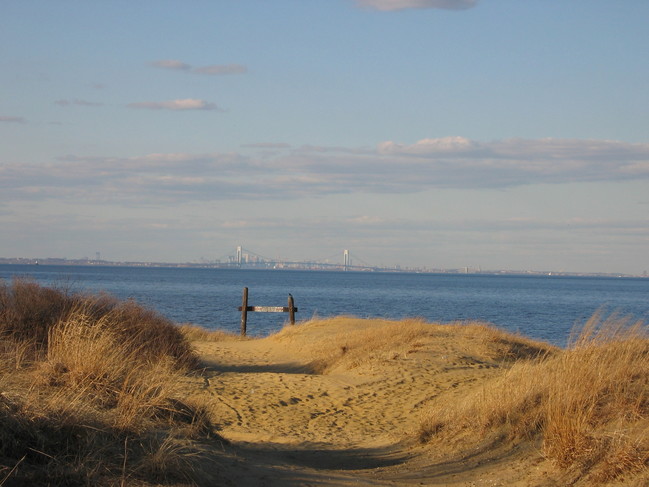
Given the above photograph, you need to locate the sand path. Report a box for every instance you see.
[186,320,551,486]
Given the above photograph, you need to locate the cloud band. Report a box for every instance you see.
[127,99,220,111]
[2,137,648,203]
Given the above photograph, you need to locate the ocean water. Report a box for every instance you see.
[1,264,648,347]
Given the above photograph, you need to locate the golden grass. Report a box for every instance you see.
[0,280,216,486]
[0,277,114,346]
[271,316,554,374]
[269,316,433,373]
[419,311,649,484]
[178,323,243,342]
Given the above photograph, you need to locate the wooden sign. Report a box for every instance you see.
[238,287,297,336]
[239,306,298,313]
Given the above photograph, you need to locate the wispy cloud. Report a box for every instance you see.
[193,64,247,75]
[127,99,221,111]
[356,0,477,11]
[0,116,26,123]
[374,137,649,186]
[3,137,648,204]
[241,142,292,149]
[151,59,192,71]
[54,99,103,107]
[151,59,248,75]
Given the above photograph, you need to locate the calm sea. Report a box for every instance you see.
[1,264,648,347]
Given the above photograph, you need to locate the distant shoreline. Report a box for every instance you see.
[0,256,644,278]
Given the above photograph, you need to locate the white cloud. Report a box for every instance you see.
[151,59,191,71]
[347,215,392,225]
[356,0,477,11]
[622,162,649,174]
[3,137,649,204]
[241,142,291,149]
[150,60,247,75]
[127,99,220,111]
[0,116,26,123]
[378,136,476,154]
[379,136,649,160]
[54,99,103,107]
[369,137,649,188]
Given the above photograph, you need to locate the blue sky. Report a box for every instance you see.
[1,0,648,274]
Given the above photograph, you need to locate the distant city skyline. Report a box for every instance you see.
[1,245,646,278]
[1,1,648,275]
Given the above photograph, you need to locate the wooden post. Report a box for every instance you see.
[238,289,297,332]
[240,287,249,336]
[288,294,295,325]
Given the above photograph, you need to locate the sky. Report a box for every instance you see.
[1,0,648,275]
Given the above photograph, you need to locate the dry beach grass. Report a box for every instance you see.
[1,279,648,485]
[0,279,216,485]
[419,312,649,484]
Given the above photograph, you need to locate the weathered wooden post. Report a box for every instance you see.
[240,287,249,336]
[288,293,295,325]
[238,289,297,333]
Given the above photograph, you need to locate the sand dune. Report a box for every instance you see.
[184,318,567,486]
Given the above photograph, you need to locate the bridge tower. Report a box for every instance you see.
[343,249,350,271]
[236,246,243,266]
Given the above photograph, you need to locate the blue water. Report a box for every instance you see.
[1,265,648,347]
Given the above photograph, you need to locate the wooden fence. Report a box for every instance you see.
[237,287,297,336]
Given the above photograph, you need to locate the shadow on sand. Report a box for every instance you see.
[203,439,414,487]
[199,358,318,375]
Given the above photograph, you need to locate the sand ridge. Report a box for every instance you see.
[184,318,559,485]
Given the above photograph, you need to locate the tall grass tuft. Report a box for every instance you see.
[542,312,649,479]
[105,300,199,369]
[0,278,118,347]
[0,280,214,485]
[419,311,649,484]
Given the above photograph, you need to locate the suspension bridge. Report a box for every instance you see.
[212,246,400,272]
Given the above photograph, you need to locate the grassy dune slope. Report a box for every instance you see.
[1,279,648,486]
[420,312,649,485]
[0,279,218,486]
